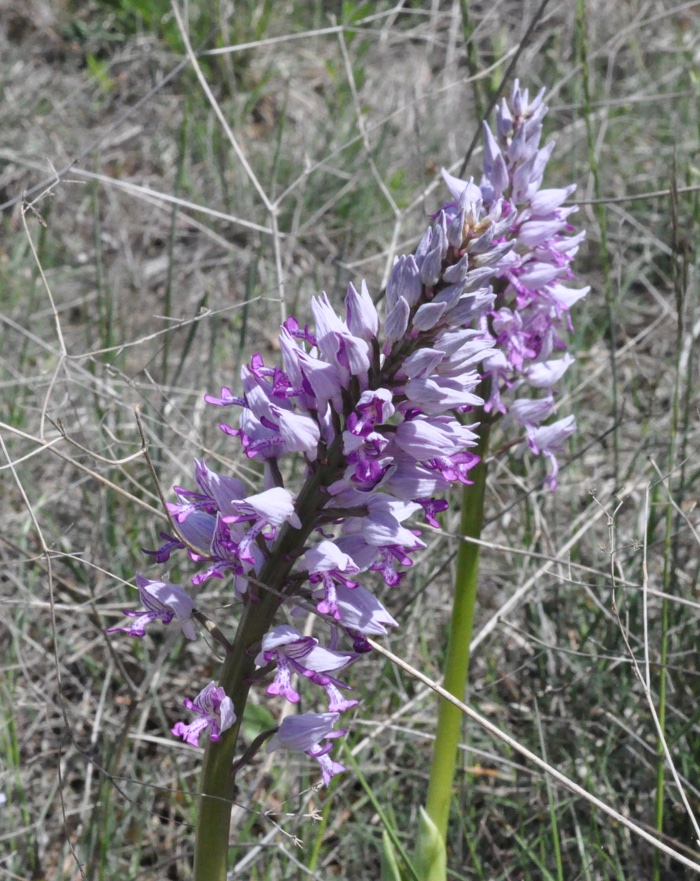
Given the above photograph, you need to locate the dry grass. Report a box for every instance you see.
[1,1,699,879]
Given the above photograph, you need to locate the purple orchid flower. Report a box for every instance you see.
[266,712,347,786]
[171,681,236,748]
[107,575,196,639]
[256,625,359,713]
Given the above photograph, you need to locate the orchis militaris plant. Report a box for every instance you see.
[410,82,588,880]
[107,80,586,881]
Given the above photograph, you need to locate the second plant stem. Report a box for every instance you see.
[424,424,490,841]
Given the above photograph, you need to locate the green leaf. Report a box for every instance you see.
[381,831,404,881]
[413,808,447,881]
[86,54,114,91]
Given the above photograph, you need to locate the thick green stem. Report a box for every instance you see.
[192,442,344,881]
[192,593,278,881]
[424,426,490,841]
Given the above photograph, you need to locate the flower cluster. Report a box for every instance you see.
[108,81,586,783]
[443,82,588,488]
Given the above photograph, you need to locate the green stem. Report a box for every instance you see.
[192,594,277,881]
[192,441,344,881]
[424,425,491,841]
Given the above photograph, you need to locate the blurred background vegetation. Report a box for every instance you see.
[0,1,698,879]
